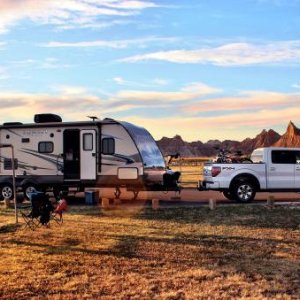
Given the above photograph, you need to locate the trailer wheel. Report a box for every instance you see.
[0,184,14,200]
[231,179,256,203]
[24,184,38,200]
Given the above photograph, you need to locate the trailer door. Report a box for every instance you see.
[80,130,97,180]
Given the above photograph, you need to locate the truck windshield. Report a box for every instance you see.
[121,122,166,169]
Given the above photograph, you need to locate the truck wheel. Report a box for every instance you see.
[232,179,256,203]
[0,184,14,200]
[222,191,235,201]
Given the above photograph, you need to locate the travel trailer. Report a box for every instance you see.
[0,114,180,199]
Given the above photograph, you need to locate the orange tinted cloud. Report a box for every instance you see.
[184,91,300,114]
[114,82,221,102]
[123,106,300,141]
[0,88,299,142]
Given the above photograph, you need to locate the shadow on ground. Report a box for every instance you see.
[135,206,300,230]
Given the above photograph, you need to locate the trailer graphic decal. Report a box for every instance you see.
[0,155,54,172]
[6,129,23,138]
[20,149,62,171]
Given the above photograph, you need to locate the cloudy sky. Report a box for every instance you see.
[0,0,300,142]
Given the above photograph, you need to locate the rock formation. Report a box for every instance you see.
[157,121,298,157]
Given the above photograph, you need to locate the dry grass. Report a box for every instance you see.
[172,165,204,188]
[0,203,300,299]
[169,157,212,187]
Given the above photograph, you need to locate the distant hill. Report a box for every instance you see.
[156,121,300,157]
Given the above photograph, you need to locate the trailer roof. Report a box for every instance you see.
[0,118,118,129]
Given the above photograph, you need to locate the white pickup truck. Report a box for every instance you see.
[198,147,300,202]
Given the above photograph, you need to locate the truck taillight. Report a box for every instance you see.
[211,166,221,177]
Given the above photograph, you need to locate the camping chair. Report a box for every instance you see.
[19,192,54,230]
[51,191,68,225]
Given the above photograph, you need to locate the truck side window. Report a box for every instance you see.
[296,151,300,164]
[102,138,115,155]
[38,142,54,153]
[271,150,296,164]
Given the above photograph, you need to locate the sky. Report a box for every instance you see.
[0,0,300,142]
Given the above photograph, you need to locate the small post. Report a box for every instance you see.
[113,198,121,205]
[209,198,216,210]
[267,195,275,208]
[4,197,11,209]
[0,144,18,223]
[152,199,160,210]
[11,146,18,223]
[101,198,110,209]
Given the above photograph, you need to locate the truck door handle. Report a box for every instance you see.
[296,168,300,171]
[270,167,276,171]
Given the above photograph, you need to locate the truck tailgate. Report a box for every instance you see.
[201,162,267,190]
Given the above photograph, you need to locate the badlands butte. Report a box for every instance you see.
[157,121,300,157]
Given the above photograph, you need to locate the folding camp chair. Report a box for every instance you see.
[52,199,67,225]
[19,192,54,230]
[51,191,68,225]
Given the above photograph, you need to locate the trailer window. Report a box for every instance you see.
[296,151,300,164]
[4,158,18,170]
[102,138,115,155]
[83,133,93,151]
[38,142,54,153]
[121,121,165,168]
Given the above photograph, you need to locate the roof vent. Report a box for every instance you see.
[34,114,62,123]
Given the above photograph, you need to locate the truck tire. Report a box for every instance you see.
[0,184,14,200]
[222,191,235,201]
[231,178,256,203]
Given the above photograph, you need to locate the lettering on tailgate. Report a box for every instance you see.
[222,166,235,170]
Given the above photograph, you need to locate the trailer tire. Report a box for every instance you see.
[23,184,38,200]
[0,184,14,200]
[231,178,256,203]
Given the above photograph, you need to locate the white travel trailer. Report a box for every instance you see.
[0,114,180,199]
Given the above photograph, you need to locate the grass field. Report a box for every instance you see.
[1,203,299,299]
